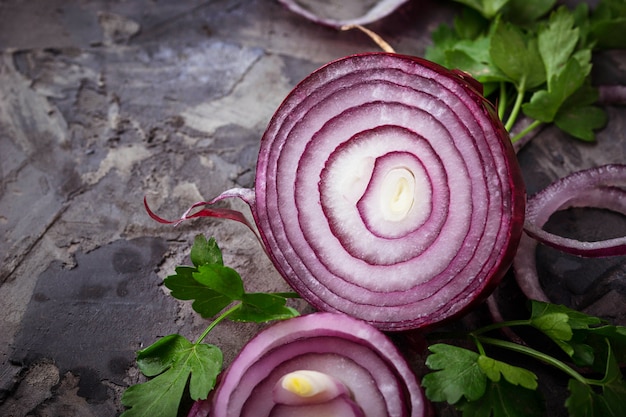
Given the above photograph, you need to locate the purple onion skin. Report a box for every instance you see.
[252,52,526,331]
[204,312,432,417]
[277,0,411,28]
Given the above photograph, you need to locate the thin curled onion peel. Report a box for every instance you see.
[201,312,429,417]
[149,53,526,331]
[277,0,410,28]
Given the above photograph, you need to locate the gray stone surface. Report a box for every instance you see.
[0,0,624,416]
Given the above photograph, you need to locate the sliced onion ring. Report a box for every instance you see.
[194,312,428,417]
[514,164,626,302]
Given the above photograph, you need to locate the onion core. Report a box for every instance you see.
[205,312,428,417]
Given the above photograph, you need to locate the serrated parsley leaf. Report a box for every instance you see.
[458,379,545,417]
[502,0,557,24]
[193,264,244,301]
[121,335,222,417]
[423,344,486,404]
[538,6,580,86]
[164,266,232,318]
[229,292,300,323]
[190,235,223,267]
[490,19,545,90]
[522,58,588,122]
[477,355,538,390]
[453,0,510,19]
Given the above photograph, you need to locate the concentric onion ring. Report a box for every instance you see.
[514,164,626,302]
[198,312,428,417]
[254,53,525,330]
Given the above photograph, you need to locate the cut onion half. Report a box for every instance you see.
[192,312,428,417]
[149,53,525,330]
[514,164,626,302]
[278,0,410,28]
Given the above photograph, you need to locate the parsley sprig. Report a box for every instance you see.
[423,300,626,417]
[426,0,626,144]
[120,235,300,417]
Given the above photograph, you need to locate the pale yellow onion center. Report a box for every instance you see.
[380,167,415,221]
[280,370,331,397]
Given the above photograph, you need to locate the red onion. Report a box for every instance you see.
[514,164,626,302]
[189,312,428,417]
[277,0,410,28]
[149,53,525,331]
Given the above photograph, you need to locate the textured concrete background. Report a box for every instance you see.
[0,1,624,416]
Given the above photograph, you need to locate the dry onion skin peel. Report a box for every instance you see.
[514,164,626,302]
[190,312,429,417]
[149,52,526,331]
[277,0,410,28]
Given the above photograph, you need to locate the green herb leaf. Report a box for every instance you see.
[537,6,580,86]
[121,335,222,417]
[502,0,557,24]
[164,266,232,318]
[453,0,510,19]
[477,355,538,390]
[229,292,300,323]
[490,19,545,90]
[589,0,626,50]
[522,58,588,123]
[422,343,486,404]
[193,264,245,301]
[457,379,544,417]
[190,235,223,267]
[554,104,607,142]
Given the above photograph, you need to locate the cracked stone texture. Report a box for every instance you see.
[0,0,624,416]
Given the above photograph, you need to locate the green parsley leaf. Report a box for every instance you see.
[454,6,489,39]
[477,355,538,390]
[229,292,300,322]
[422,343,487,404]
[554,103,607,142]
[457,379,544,417]
[190,235,223,267]
[522,58,588,123]
[502,0,557,25]
[531,301,603,330]
[490,18,546,90]
[121,335,222,417]
[589,0,626,50]
[453,0,510,19]
[164,266,232,318]
[424,24,459,66]
[537,6,580,86]
[193,264,245,301]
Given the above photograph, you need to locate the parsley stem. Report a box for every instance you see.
[194,303,242,345]
[511,120,542,143]
[272,292,301,298]
[477,335,589,385]
[471,319,531,336]
[504,83,525,132]
[497,82,507,120]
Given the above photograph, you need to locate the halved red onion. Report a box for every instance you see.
[514,164,626,302]
[192,312,428,417]
[150,53,525,330]
[278,0,409,28]
[253,53,524,330]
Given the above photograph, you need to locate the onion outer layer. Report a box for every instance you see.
[253,52,525,331]
[203,312,429,417]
